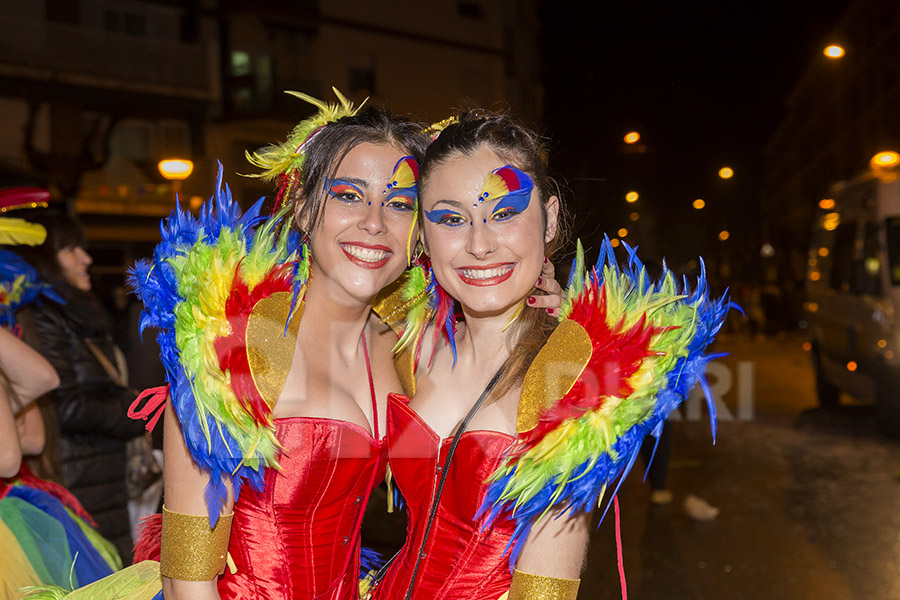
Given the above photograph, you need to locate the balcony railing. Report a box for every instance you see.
[0,16,214,99]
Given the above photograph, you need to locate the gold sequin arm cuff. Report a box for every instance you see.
[509,568,581,600]
[160,506,233,581]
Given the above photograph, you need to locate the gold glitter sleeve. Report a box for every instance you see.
[507,568,581,600]
[160,506,233,581]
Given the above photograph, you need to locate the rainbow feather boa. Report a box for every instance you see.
[129,165,308,524]
[479,238,731,567]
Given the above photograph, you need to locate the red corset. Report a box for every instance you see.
[218,417,385,600]
[373,394,516,600]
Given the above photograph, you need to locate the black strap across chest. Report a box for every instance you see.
[403,365,505,599]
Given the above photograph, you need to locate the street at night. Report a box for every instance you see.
[4,2,900,599]
[581,332,900,600]
[360,331,900,599]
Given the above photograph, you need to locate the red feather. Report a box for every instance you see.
[133,513,162,562]
[214,262,297,425]
[428,282,455,367]
[516,280,666,451]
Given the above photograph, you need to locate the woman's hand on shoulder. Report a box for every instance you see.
[528,258,563,318]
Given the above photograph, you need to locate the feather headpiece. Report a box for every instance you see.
[479,238,732,567]
[0,249,64,330]
[0,218,46,246]
[244,88,365,212]
[0,187,50,213]
[129,164,309,524]
[422,116,458,142]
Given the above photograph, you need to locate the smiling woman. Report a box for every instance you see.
[422,152,558,316]
[370,111,730,600]
[306,142,419,303]
[132,95,434,600]
[4,209,147,562]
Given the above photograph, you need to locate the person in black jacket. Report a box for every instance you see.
[9,209,146,563]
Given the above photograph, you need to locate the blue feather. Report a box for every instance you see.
[129,163,296,524]
[359,547,384,573]
[0,249,65,329]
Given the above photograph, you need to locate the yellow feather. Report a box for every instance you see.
[0,218,46,246]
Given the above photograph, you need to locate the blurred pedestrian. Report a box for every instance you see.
[7,209,147,563]
[0,325,123,593]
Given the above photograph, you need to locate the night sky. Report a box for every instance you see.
[542,1,850,276]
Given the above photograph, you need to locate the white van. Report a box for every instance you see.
[803,161,900,436]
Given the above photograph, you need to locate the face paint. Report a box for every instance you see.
[385,156,419,202]
[384,156,420,263]
[326,179,365,204]
[479,166,534,219]
[424,207,469,226]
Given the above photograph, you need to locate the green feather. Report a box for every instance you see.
[560,239,585,319]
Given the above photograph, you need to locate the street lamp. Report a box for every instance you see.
[870,151,900,182]
[625,191,639,203]
[618,227,628,238]
[718,230,730,241]
[870,151,900,170]
[624,131,640,144]
[718,166,734,179]
[158,159,194,181]
[158,159,194,203]
[693,198,706,210]
[824,44,845,59]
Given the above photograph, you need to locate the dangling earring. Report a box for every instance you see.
[411,238,426,266]
[406,201,419,265]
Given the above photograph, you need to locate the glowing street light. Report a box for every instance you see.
[158,159,194,204]
[718,166,734,179]
[629,211,639,222]
[693,198,706,210]
[824,45,845,59]
[618,227,628,238]
[718,230,730,241]
[870,151,900,170]
[818,198,835,210]
[625,191,639,203]
[158,159,194,180]
[624,131,641,144]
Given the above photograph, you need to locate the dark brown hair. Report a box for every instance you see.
[420,110,571,402]
[3,209,87,285]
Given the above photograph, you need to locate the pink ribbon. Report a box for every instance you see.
[128,385,169,432]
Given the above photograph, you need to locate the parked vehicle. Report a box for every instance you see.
[803,154,900,436]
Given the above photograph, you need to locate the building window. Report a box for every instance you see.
[228,51,274,114]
